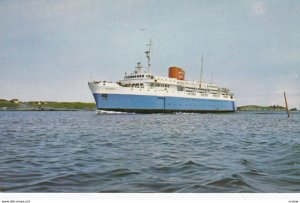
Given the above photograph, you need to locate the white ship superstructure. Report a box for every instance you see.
[88,41,235,113]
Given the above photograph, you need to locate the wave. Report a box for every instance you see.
[3,168,140,192]
[95,110,135,115]
[179,160,223,171]
[174,112,197,115]
[204,173,258,192]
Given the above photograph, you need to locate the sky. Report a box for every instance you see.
[0,0,299,108]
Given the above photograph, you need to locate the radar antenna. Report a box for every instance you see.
[145,39,153,73]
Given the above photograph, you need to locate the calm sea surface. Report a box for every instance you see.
[0,111,299,192]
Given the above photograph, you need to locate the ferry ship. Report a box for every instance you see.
[88,41,235,113]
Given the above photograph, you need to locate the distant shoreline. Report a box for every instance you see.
[0,100,96,111]
[237,105,297,111]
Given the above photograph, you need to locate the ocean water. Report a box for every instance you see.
[0,111,299,193]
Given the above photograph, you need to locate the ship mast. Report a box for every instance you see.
[145,39,153,73]
[200,54,204,83]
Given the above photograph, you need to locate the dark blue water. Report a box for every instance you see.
[0,111,299,192]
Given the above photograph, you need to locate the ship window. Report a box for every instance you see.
[101,94,108,100]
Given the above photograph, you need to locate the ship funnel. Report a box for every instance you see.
[168,66,185,80]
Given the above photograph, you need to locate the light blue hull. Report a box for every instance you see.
[93,93,235,113]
